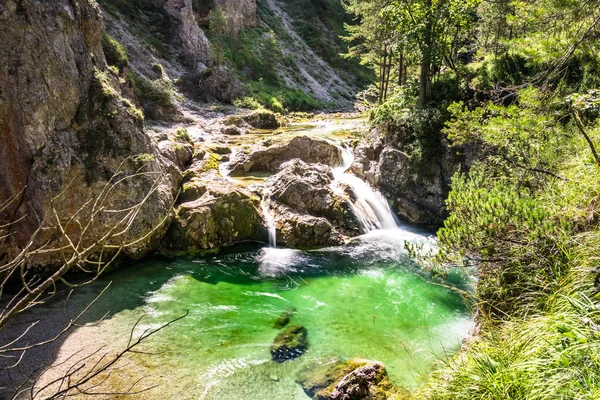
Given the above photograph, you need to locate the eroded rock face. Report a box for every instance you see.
[162,0,211,68]
[215,0,257,35]
[229,136,343,175]
[267,160,356,228]
[0,0,176,266]
[163,170,266,254]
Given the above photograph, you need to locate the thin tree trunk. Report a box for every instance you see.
[398,51,404,87]
[384,50,393,101]
[379,44,388,103]
[419,0,433,108]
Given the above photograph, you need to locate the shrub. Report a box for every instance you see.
[101,32,128,72]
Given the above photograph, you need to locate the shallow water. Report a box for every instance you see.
[57,228,472,399]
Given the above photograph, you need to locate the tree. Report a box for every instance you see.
[209,5,228,70]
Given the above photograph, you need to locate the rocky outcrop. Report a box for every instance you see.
[271,324,308,362]
[161,0,211,68]
[163,170,265,255]
[228,136,343,175]
[216,0,257,35]
[297,359,402,400]
[224,109,285,130]
[351,129,471,226]
[262,160,360,248]
[0,0,177,266]
[267,160,357,229]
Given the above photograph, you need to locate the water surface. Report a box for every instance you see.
[54,228,472,399]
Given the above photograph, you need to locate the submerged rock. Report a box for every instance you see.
[297,359,402,400]
[228,136,343,175]
[273,308,297,329]
[271,325,308,362]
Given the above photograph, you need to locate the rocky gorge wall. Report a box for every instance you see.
[0,0,178,266]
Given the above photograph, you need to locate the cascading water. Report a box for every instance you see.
[332,144,400,232]
[261,191,277,248]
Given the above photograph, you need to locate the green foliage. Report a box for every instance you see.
[133,74,176,110]
[101,32,129,72]
[246,81,325,112]
[233,97,263,110]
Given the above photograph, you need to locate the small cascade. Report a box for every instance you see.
[261,192,277,248]
[332,143,399,232]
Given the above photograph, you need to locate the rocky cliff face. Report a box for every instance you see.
[160,0,212,68]
[0,0,177,266]
[216,0,257,34]
[351,127,472,226]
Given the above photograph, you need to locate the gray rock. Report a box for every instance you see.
[162,0,211,68]
[228,136,343,175]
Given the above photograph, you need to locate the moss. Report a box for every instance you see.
[101,32,129,72]
[174,127,192,143]
[273,308,297,329]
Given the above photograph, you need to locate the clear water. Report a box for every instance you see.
[59,228,472,399]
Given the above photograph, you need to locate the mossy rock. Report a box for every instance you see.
[297,359,407,400]
[273,308,297,329]
[297,359,368,398]
[270,325,308,362]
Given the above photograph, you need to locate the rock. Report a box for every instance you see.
[163,171,265,255]
[154,128,194,170]
[271,325,308,362]
[0,0,176,266]
[199,69,245,103]
[224,110,285,130]
[273,308,297,329]
[215,0,257,35]
[162,0,211,68]
[298,359,368,399]
[266,160,359,231]
[222,125,246,136]
[377,147,447,226]
[209,144,232,155]
[297,359,402,400]
[228,137,343,175]
[276,212,344,248]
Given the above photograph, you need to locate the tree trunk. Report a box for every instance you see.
[379,44,388,103]
[384,50,393,101]
[398,51,404,87]
[419,0,433,108]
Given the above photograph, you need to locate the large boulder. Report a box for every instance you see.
[224,109,285,130]
[297,359,402,400]
[228,136,343,175]
[0,0,176,266]
[266,160,358,230]
[163,171,266,255]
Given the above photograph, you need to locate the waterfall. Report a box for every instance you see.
[332,144,399,232]
[261,192,277,248]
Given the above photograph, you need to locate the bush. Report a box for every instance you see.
[134,76,176,108]
[101,32,128,72]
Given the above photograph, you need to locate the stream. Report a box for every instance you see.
[34,116,473,399]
